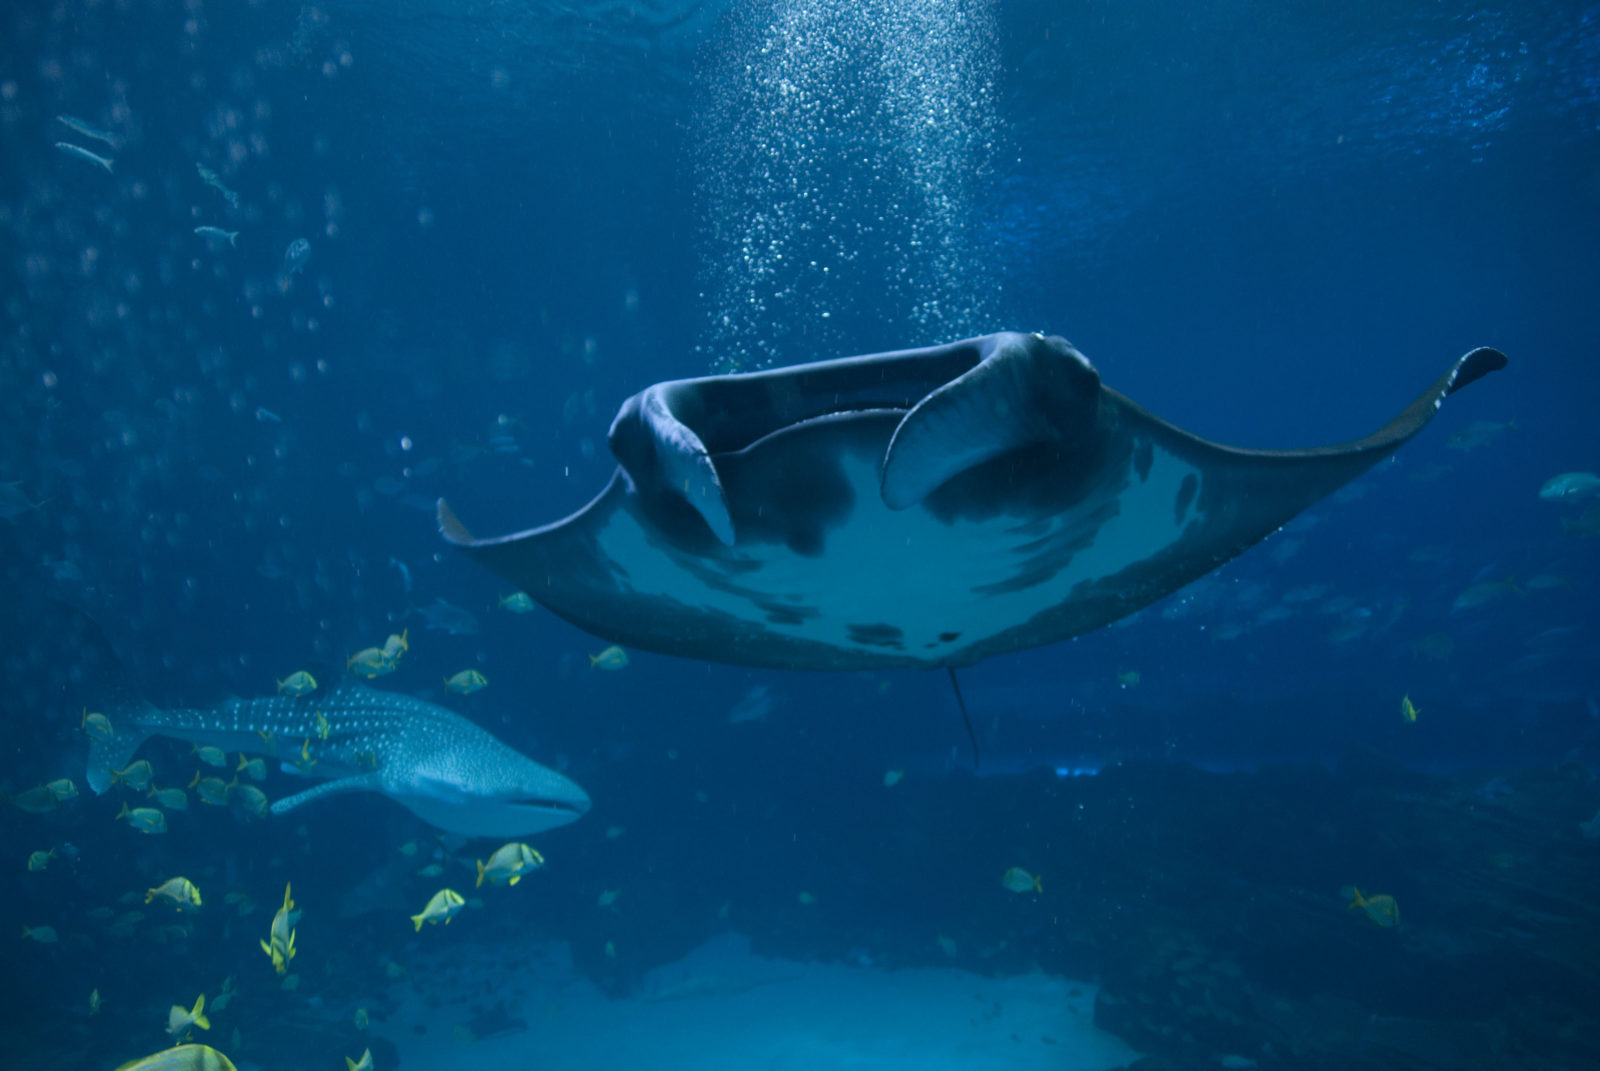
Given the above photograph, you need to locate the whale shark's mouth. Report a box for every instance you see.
[514,796,590,818]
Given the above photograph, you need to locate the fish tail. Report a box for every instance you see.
[475,860,486,889]
[410,913,425,932]
[87,716,150,795]
[1033,875,1043,893]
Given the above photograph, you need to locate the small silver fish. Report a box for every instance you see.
[54,142,114,173]
[283,237,311,276]
[196,164,241,207]
[194,226,239,247]
[55,115,118,148]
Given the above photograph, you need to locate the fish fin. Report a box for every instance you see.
[410,913,424,932]
[509,875,520,887]
[607,387,736,546]
[269,772,384,816]
[1033,875,1043,893]
[87,715,151,795]
[475,860,486,889]
[882,333,1100,510]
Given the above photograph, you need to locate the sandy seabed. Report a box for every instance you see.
[380,933,1139,1071]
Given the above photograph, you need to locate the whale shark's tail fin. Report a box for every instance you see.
[86,713,153,795]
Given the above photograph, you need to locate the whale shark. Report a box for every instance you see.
[87,686,590,837]
[440,331,1507,670]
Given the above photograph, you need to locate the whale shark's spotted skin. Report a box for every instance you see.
[87,686,589,837]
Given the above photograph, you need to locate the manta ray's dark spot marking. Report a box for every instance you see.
[847,623,905,649]
[924,436,1122,527]
[1133,439,1154,482]
[939,631,961,642]
[759,601,817,627]
[720,445,854,558]
[1174,473,1198,524]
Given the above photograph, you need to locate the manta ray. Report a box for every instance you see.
[440,332,1505,671]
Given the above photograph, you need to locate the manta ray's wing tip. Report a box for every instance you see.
[1448,346,1509,396]
[436,498,475,545]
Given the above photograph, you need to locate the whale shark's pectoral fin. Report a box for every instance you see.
[270,772,384,816]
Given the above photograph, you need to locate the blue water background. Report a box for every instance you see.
[1,0,1598,1064]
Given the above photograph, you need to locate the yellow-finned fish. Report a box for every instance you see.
[498,591,535,613]
[27,849,55,872]
[235,754,266,781]
[475,842,544,887]
[277,671,318,697]
[1001,867,1042,894]
[188,772,232,807]
[444,669,488,695]
[149,785,189,810]
[588,645,629,670]
[166,993,211,1039]
[83,708,115,740]
[8,784,60,813]
[410,888,465,931]
[111,760,155,792]
[210,975,236,1012]
[147,877,203,911]
[232,783,269,819]
[117,803,167,834]
[315,711,331,740]
[345,1049,373,1071]
[346,647,394,679]
[113,1043,239,1071]
[1342,885,1400,927]
[46,778,79,802]
[1400,694,1420,723]
[260,883,297,975]
[192,745,228,768]
[21,924,58,943]
[382,630,409,661]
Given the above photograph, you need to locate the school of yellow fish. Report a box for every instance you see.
[8,618,594,1070]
